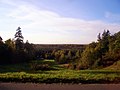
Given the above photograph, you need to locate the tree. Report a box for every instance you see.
[13,27,27,63]
[5,39,15,50]
[14,27,24,51]
[78,42,98,69]
[59,53,66,64]
[54,51,60,62]
[24,40,35,60]
[96,30,110,61]
[101,31,120,66]
[0,42,12,64]
[5,39,16,63]
[0,36,3,44]
[101,30,110,53]
[68,50,72,60]
[77,30,120,69]
[111,31,120,53]
[75,50,81,58]
[97,33,101,42]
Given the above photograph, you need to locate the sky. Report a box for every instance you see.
[0,0,120,44]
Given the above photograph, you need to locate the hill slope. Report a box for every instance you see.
[104,60,120,70]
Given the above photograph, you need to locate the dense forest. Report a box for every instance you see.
[0,27,120,70]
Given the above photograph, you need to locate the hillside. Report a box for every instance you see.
[104,60,120,70]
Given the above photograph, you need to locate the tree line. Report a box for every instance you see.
[0,27,120,70]
[0,27,85,65]
[36,30,120,70]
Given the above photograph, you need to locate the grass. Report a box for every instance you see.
[104,60,120,70]
[0,60,120,84]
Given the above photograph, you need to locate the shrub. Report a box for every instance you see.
[30,63,50,71]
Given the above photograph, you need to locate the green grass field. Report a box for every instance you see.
[0,60,120,84]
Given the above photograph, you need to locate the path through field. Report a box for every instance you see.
[0,83,120,90]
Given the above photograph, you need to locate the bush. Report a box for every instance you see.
[30,63,50,71]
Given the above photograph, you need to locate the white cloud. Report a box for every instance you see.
[8,5,120,31]
[1,0,120,44]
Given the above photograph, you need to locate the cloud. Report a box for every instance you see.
[1,0,120,44]
[8,5,120,31]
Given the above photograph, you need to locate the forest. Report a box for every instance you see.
[0,27,120,83]
[0,27,120,69]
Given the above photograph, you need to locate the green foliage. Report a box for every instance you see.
[30,60,56,71]
[77,30,120,69]
[34,45,85,64]
[78,42,98,69]
[0,43,12,64]
[14,27,24,51]
[0,69,120,83]
[0,27,120,71]
[24,40,35,60]
[75,50,81,58]
[0,59,120,84]
[53,49,83,64]
[67,51,72,59]
[101,30,110,52]
[0,27,36,65]
[5,39,15,50]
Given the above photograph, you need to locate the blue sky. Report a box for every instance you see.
[0,0,120,44]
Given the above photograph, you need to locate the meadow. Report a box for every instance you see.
[0,60,120,84]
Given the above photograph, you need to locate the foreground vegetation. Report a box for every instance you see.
[0,70,120,84]
[0,60,120,84]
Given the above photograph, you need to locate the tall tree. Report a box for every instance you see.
[101,30,110,53]
[14,27,26,63]
[14,27,24,50]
